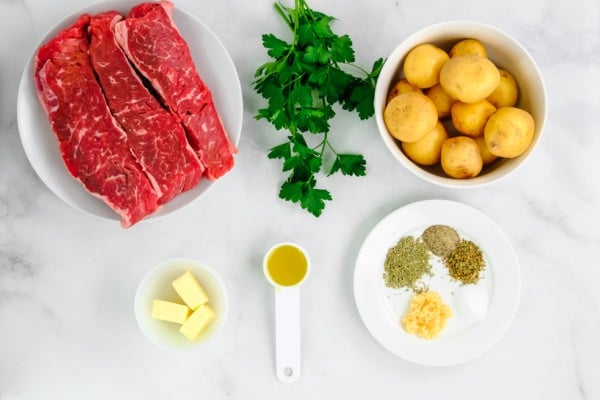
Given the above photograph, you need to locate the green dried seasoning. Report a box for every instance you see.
[422,224,460,258]
[383,236,432,291]
[444,240,486,284]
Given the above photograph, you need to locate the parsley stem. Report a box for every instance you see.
[345,62,371,77]
[274,3,293,30]
[319,132,329,158]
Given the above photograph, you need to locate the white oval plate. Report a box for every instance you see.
[17,1,243,224]
[353,199,520,366]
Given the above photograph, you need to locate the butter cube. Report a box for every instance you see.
[172,270,209,310]
[179,304,216,341]
[151,299,191,324]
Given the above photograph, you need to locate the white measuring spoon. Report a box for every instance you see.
[263,242,310,383]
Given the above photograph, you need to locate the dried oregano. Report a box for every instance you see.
[383,236,432,291]
[444,240,486,284]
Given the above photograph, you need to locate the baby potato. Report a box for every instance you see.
[403,44,449,89]
[401,122,448,166]
[426,84,455,118]
[449,39,488,58]
[440,55,500,103]
[384,92,438,143]
[387,79,422,103]
[474,135,498,165]
[451,100,496,137]
[487,69,519,108]
[441,136,483,179]
[484,107,535,158]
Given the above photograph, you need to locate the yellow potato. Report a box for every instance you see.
[487,69,519,108]
[440,55,500,103]
[449,39,488,58]
[403,44,449,89]
[383,92,438,143]
[474,135,498,165]
[440,136,483,179]
[451,100,496,137]
[426,84,455,118]
[387,79,422,103]
[484,107,535,158]
[401,122,448,166]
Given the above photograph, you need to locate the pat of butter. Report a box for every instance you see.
[172,270,209,310]
[179,304,216,341]
[151,299,191,324]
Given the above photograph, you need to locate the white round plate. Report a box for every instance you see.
[17,1,243,224]
[353,199,520,366]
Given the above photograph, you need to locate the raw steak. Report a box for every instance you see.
[114,0,236,179]
[34,14,159,227]
[88,11,203,204]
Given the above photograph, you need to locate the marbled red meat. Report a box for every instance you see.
[34,14,159,227]
[88,11,204,204]
[114,0,236,179]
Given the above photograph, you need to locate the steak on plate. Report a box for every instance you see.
[34,14,159,227]
[89,11,204,205]
[114,0,236,180]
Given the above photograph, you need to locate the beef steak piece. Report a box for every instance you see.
[34,14,159,227]
[114,0,236,180]
[89,11,204,205]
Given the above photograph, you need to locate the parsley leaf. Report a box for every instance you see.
[301,186,332,217]
[253,0,383,217]
[331,35,354,63]
[262,34,290,58]
[329,154,367,177]
[268,141,292,160]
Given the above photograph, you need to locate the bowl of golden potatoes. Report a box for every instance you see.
[375,21,546,187]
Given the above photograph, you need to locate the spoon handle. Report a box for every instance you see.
[275,286,301,383]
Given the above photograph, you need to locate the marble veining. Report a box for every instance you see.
[1,0,600,399]
[0,250,35,278]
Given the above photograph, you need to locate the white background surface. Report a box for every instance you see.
[1,0,599,399]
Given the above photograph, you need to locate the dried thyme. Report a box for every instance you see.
[422,225,460,258]
[383,236,431,291]
[444,240,486,284]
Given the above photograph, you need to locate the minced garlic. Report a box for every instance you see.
[402,291,452,339]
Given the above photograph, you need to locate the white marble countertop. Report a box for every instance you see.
[1,0,599,398]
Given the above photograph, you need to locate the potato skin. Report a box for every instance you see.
[387,79,422,103]
[401,122,448,166]
[451,100,496,137]
[487,69,519,108]
[440,136,483,178]
[440,55,500,103]
[484,107,535,158]
[403,44,449,89]
[383,92,438,143]
[449,39,488,58]
[474,135,498,165]
[426,84,455,118]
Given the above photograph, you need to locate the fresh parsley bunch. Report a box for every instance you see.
[253,0,383,217]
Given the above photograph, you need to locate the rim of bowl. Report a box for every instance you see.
[374,20,547,188]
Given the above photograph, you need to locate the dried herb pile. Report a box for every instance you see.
[445,240,485,284]
[422,224,460,258]
[383,236,431,291]
[383,224,486,290]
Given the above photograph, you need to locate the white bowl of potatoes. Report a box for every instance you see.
[374,21,546,187]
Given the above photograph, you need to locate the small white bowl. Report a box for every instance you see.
[374,21,547,188]
[134,258,228,350]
